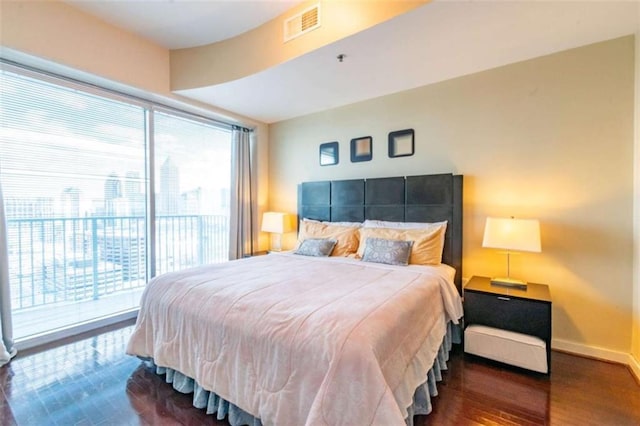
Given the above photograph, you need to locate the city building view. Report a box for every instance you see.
[1,69,232,339]
[4,161,230,333]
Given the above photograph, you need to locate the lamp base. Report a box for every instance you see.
[490,277,528,290]
[270,233,283,252]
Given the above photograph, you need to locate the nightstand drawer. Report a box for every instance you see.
[464,291,551,342]
[463,276,552,374]
[464,325,548,373]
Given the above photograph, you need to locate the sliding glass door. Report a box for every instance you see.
[153,111,231,275]
[0,66,232,344]
[1,69,147,339]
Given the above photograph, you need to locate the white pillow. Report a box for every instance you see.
[323,221,362,228]
[302,218,322,224]
[356,224,447,265]
[363,219,448,230]
[303,218,362,228]
[297,221,360,257]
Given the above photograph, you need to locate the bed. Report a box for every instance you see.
[126,173,464,425]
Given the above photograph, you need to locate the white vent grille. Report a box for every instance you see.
[284,4,321,42]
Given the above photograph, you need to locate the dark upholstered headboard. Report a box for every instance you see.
[297,173,463,294]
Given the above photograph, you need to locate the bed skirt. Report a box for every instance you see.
[141,322,461,425]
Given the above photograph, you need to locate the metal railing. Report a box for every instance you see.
[6,215,229,311]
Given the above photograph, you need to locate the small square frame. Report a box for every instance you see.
[319,141,339,166]
[350,136,372,162]
[388,129,415,158]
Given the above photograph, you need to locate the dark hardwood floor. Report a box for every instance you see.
[1,321,639,425]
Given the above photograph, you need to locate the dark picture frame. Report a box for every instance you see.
[350,136,372,162]
[388,129,415,158]
[319,141,339,166]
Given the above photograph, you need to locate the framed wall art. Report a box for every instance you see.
[350,136,372,162]
[319,141,339,166]
[388,129,414,158]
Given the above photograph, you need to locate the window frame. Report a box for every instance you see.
[0,59,240,348]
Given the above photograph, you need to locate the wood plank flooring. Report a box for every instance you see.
[1,320,639,425]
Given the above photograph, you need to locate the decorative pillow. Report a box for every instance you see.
[297,221,360,256]
[361,238,414,266]
[357,224,447,265]
[294,238,337,257]
[405,226,447,265]
[299,219,326,235]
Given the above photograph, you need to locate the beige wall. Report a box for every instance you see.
[0,0,170,94]
[269,37,635,356]
[633,6,640,375]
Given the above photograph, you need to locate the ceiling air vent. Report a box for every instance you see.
[284,4,321,42]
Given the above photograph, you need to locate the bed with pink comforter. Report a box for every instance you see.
[126,252,463,425]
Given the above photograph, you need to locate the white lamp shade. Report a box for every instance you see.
[261,212,294,234]
[482,217,541,253]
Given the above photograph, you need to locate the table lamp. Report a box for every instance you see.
[261,212,294,252]
[482,216,541,289]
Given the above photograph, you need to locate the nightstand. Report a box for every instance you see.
[463,275,552,374]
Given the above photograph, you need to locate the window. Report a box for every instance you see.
[0,65,232,342]
[153,111,231,274]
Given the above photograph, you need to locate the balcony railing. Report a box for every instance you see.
[6,215,229,312]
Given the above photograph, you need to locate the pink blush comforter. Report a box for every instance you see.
[126,253,462,426]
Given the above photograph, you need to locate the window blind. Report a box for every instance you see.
[0,65,232,342]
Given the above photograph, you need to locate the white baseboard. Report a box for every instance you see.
[553,338,640,382]
[630,353,640,383]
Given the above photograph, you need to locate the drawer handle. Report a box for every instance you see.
[497,296,511,301]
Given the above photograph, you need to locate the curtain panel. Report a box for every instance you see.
[0,179,17,365]
[229,127,256,260]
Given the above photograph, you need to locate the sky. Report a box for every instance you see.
[0,69,231,215]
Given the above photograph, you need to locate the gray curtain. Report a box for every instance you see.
[0,179,17,365]
[229,127,256,260]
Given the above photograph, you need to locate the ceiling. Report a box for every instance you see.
[67,1,638,124]
[67,0,300,49]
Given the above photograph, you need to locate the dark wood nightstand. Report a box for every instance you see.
[464,275,552,373]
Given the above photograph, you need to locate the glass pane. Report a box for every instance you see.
[0,70,147,340]
[154,112,231,275]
